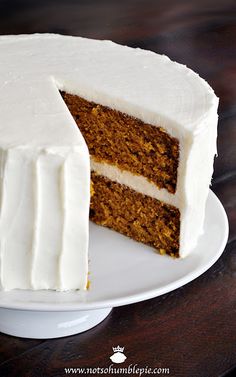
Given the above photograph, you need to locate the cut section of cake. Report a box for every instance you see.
[0,34,218,291]
[61,92,181,257]
[60,77,218,259]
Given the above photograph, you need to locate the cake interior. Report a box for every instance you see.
[61,91,180,257]
[90,172,180,257]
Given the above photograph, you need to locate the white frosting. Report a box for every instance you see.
[0,34,218,290]
[0,147,90,291]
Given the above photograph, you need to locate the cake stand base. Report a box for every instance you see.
[0,307,112,339]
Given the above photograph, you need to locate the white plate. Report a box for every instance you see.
[0,190,229,338]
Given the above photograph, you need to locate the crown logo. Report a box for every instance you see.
[112,345,124,353]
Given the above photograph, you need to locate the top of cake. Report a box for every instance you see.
[0,33,218,149]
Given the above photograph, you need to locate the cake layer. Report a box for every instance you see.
[90,172,180,257]
[61,92,179,194]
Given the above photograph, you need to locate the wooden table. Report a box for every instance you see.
[0,1,235,376]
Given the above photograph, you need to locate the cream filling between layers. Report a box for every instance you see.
[90,158,179,208]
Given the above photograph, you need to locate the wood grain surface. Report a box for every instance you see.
[0,1,235,376]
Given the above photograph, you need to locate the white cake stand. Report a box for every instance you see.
[0,190,228,339]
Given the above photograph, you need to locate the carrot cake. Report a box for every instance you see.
[0,34,218,291]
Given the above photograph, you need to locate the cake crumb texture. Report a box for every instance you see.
[90,172,180,257]
[61,92,179,194]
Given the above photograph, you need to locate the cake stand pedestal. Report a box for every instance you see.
[0,307,112,339]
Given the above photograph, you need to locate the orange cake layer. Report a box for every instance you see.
[61,92,179,194]
[90,172,180,257]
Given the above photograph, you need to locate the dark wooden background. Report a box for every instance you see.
[0,1,235,376]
